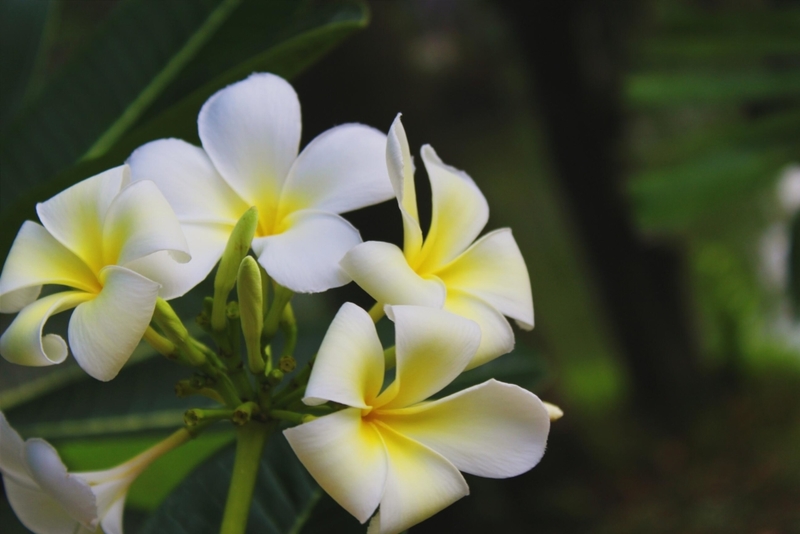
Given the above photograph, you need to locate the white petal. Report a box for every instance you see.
[198,73,300,210]
[25,439,98,529]
[103,180,190,267]
[127,138,249,224]
[379,380,550,478]
[377,306,479,410]
[4,476,84,534]
[0,287,42,314]
[36,166,126,273]
[386,115,423,256]
[0,222,99,311]
[415,145,488,273]
[253,210,360,293]
[0,291,92,367]
[99,495,126,534]
[444,291,515,369]
[280,124,393,216]
[284,409,387,523]
[0,412,31,484]
[341,241,446,307]
[69,266,160,381]
[88,478,129,534]
[303,303,384,408]
[370,423,468,534]
[125,222,230,299]
[437,228,533,329]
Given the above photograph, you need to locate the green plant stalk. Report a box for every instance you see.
[262,284,293,343]
[368,302,384,323]
[219,421,274,534]
[279,303,297,359]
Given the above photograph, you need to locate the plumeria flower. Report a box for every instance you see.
[284,303,550,534]
[127,72,393,294]
[341,115,533,368]
[0,412,190,534]
[0,165,190,380]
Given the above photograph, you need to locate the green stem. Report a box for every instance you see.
[269,410,316,425]
[220,421,274,534]
[368,302,384,323]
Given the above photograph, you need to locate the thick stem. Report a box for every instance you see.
[368,302,384,323]
[220,421,274,534]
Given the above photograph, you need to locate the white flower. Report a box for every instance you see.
[0,412,189,534]
[0,166,190,380]
[284,303,550,534]
[341,115,534,368]
[127,72,394,294]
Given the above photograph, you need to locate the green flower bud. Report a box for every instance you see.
[212,206,258,331]
[238,256,265,374]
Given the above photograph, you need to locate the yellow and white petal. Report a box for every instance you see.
[0,222,100,311]
[87,478,128,534]
[0,412,32,484]
[0,287,42,315]
[198,73,300,209]
[124,222,231,300]
[340,241,446,308]
[127,138,248,224]
[102,180,190,267]
[369,423,469,534]
[437,228,533,330]
[25,439,98,529]
[444,291,514,369]
[386,115,423,257]
[284,409,387,524]
[279,124,392,217]
[379,380,550,478]
[252,210,360,294]
[68,266,160,381]
[414,145,488,273]
[376,306,479,410]
[304,303,384,408]
[3,476,86,534]
[36,166,126,273]
[0,291,92,367]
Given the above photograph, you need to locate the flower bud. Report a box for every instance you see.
[238,256,265,374]
[212,206,258,331]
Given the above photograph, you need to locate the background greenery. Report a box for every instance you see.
[1,0,799,532]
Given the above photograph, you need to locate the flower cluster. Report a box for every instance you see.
[0,73,557,534]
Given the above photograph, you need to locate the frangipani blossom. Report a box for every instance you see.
[284,303,550,534]
[341,115,534,368]
[0,412,190,534]
[127,72,394,294]
[0,165,190,381]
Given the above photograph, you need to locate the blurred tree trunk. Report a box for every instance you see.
[499,0,702,430]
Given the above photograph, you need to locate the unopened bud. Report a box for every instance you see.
[543,402,564,421]
[279,356,296,373]
[238,256,265,374]
[212,207,258,331]
[267,368,284,386]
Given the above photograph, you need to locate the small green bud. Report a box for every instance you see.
[267,368,284,386]
[212,207,259,331]
[226,300,240,319]
[238,256,265,374]
[233,402,259,426]
[279,356,296,373]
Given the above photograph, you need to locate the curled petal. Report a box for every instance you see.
[0,221,99,310]
[370,423,469,534]
[284,409,387,524]
[25,439,97,529]
[198,73,300,209]
[379,380,550,478]
[69,266,160,381]
[0,291,92,367]
[377,306,479,410]
[304,303,384,408]
[437,228,533,329]
[386,115,423,256]
[253,210,360,293]
[125,222,231,299]
[127,138,248,224]
[0,287,42,315]
[4,477,84,534]
[102,180,190,267]
[36,166,126,273]
[341,241,446,308]
[444,291,515,369]
[415,145,488,273]
[280,124,392,216]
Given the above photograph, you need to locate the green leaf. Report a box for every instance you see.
[0,0,369,259]
[138,432,338,534]
[626,71,800,107]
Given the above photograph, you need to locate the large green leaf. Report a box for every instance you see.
[0,0,368,258]
[137,433,354,534]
